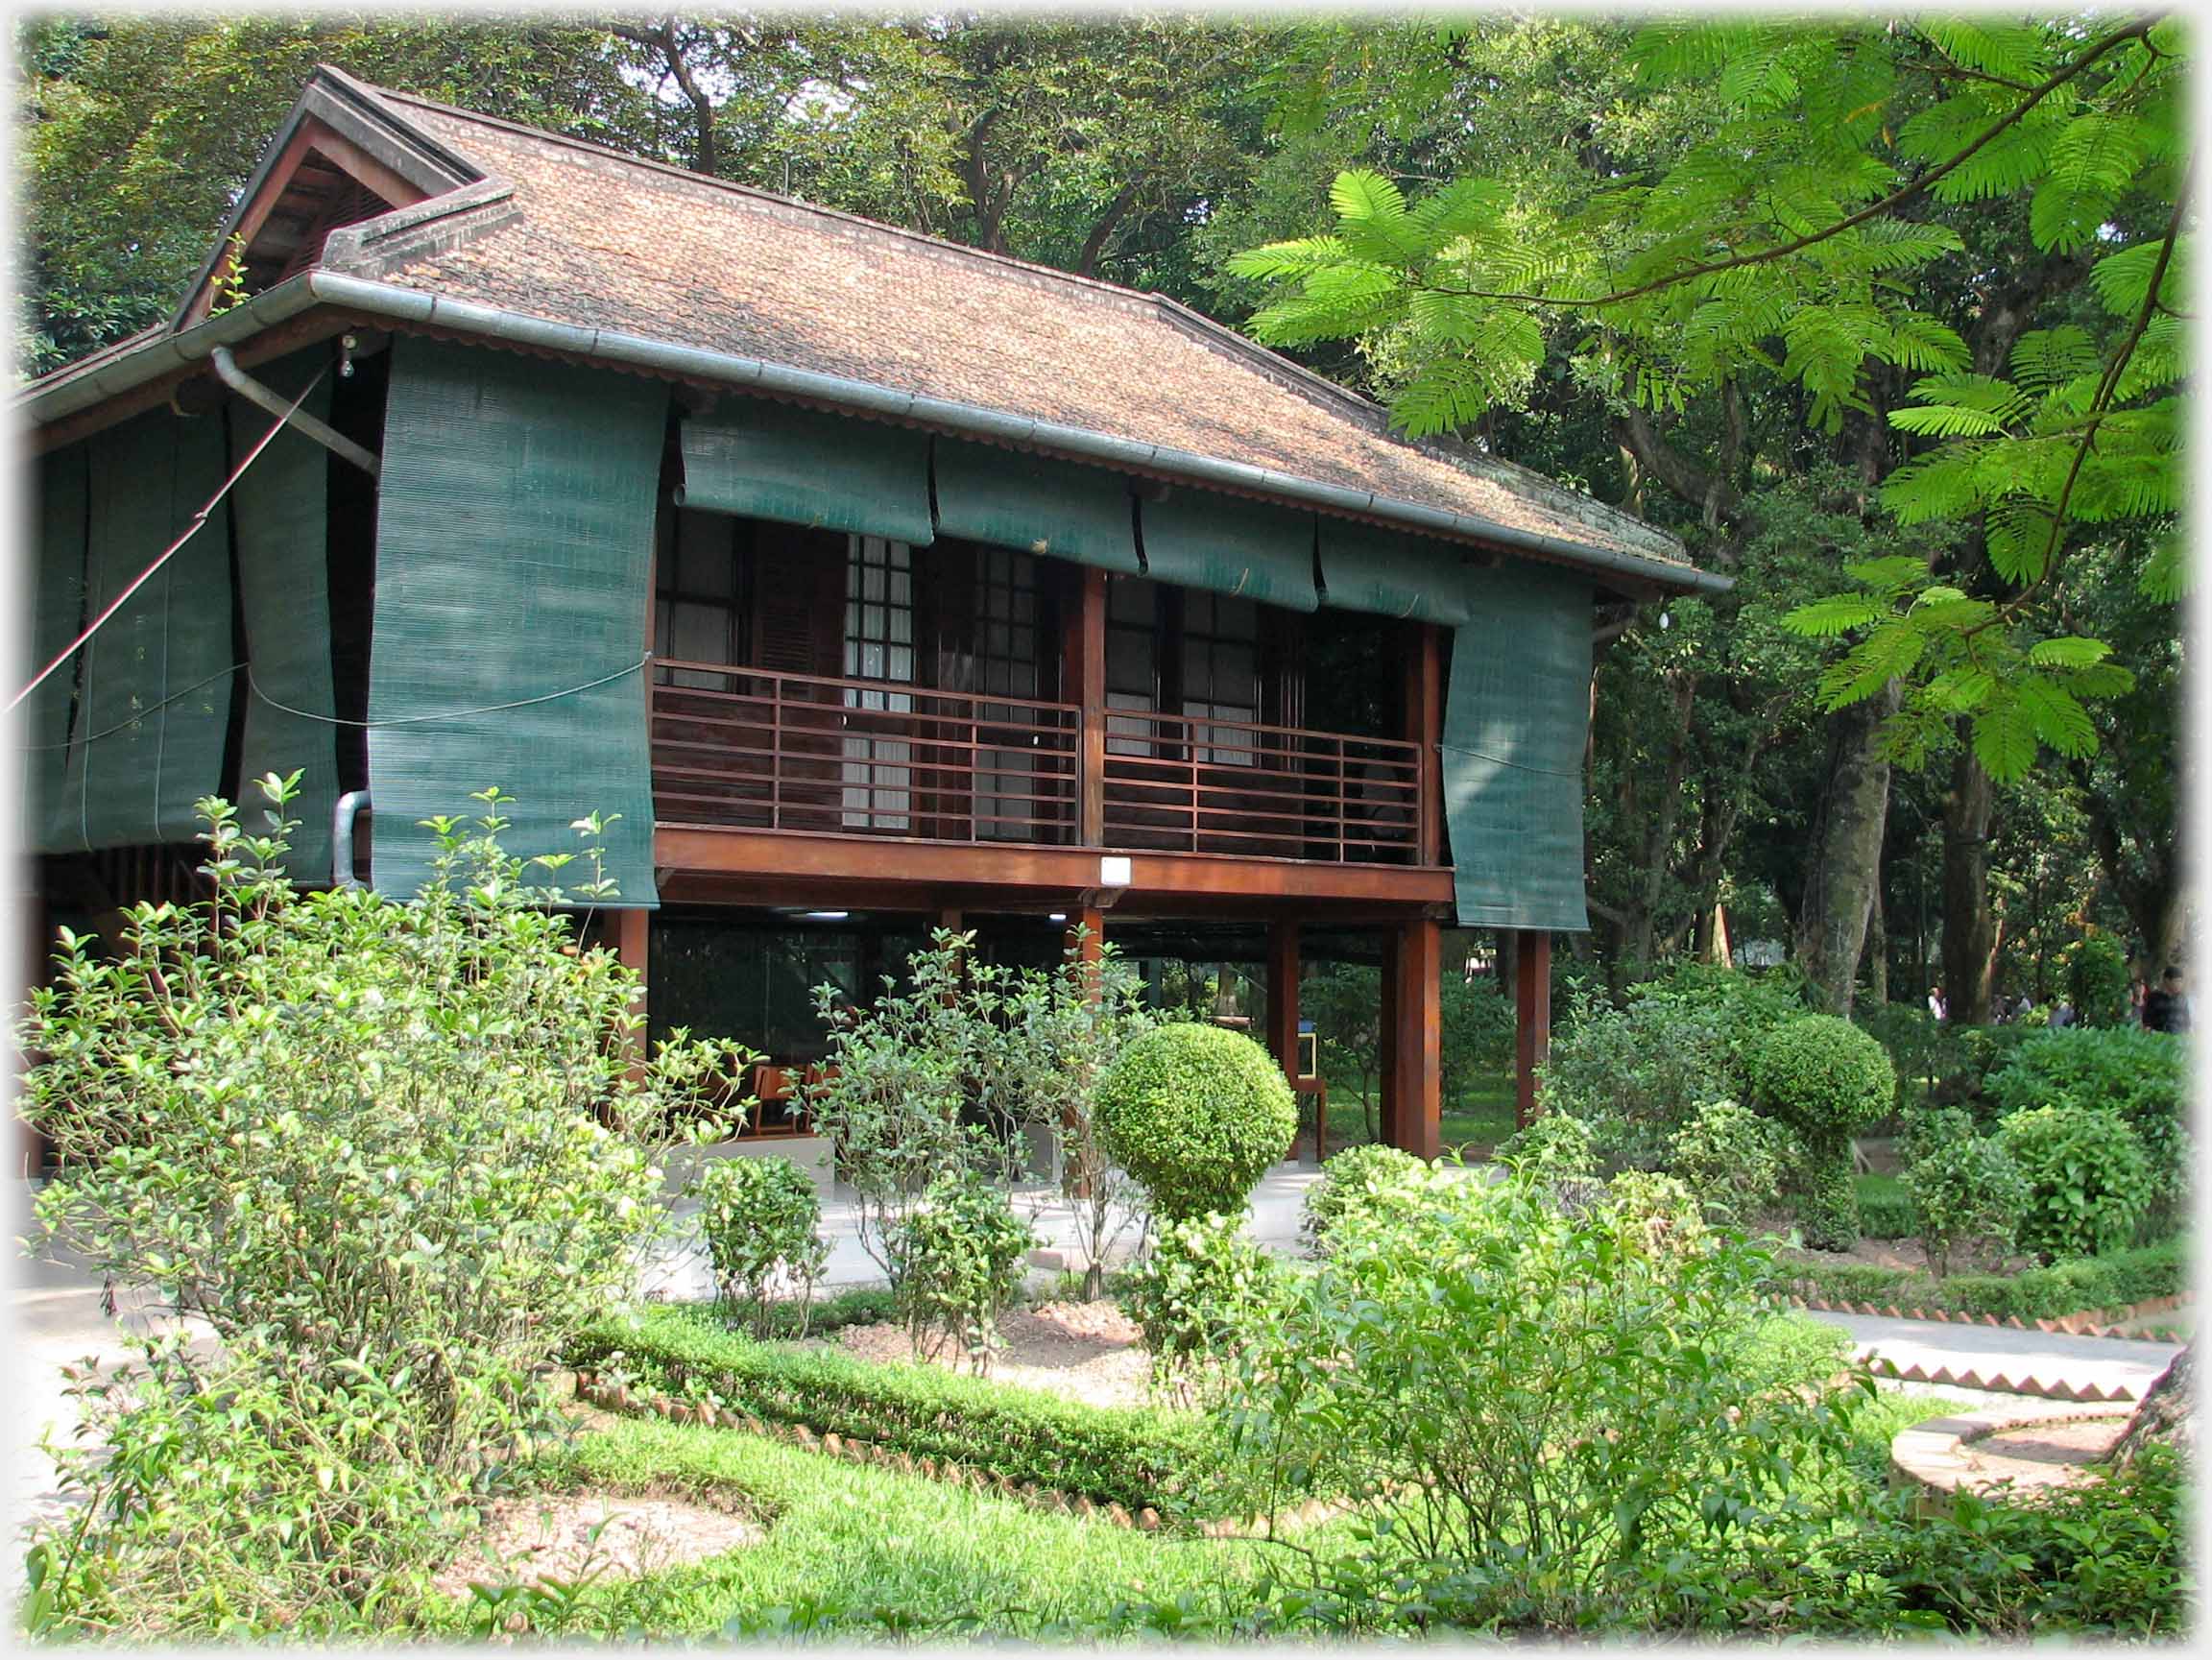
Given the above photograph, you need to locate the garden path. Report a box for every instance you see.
[1806,1310,2181,1403]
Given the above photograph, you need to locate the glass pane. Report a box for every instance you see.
[676,510,733,597]
[1109,577,1155,623]
[1217,596,1258,638]
[670,601,729,666]
[888,645,913,683]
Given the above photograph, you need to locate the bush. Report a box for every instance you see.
[1666,1097,1788,1224]
[690,1157,829,1338]
[1302,1143,1428,1250]
[1771,1239,2187,1321]
[1220,1167,1860,1629]
[1988,1027,2189,1235]
[1904,1135,2027,1277]
[15,783,737,1636]
[565,1308,1218,1516]
[2064,930,2130,1028]
[1795,1161,1863,1252]
[1853,1174,1918,1241]
[1094,1022,1296,1220]
[1626,961,1811,1073]
[1998,1105,2152,1261]
[893,1168,1035,1368]
[1748,1014,1896,1144]
[1125,1213,1282,1405]
[1493,1109,1596,1183]
[1440,974,1515,1101]
[1541,991,1732,1171]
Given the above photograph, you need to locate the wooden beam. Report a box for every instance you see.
[1514,928,1551,1128]
[651,825,1455,905]
[1383,917,1441,1160]
[1406,623,1443,867]
[1065,565,1108,846]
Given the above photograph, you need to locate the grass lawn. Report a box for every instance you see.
[1321,1075,1518,1158]
[455,1412,1291,1639]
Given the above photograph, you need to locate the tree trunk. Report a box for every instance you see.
[1941,738,1997,1023]
[1793,688,1900,1016]
[1867,883,1888,1006]
[2112,1344,2193,1469]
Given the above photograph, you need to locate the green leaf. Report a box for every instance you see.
[2014,678,2098,758]
[2025,637,2111,669]
[2031,112,2149,254]
[1780,595,1881,638]
[1971,693,2038,783]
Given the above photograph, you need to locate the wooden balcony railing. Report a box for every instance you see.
[651,660,1081,844]
[650,661,1428,865]
[1100,710,1423,863]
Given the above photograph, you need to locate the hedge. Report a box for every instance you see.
[1768,1239,2187,1322]
[565,1307,1221,1515]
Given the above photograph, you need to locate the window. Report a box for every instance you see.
[841,536,914,830]
[655,509,747,686]
[1105,575,1159,757]
[973,548,1041,840]
[1179,590,1260,764]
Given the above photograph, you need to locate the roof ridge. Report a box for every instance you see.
[360,78,1177,322]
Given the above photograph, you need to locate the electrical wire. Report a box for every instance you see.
[244,656,651,727]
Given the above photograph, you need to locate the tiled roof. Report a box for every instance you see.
[356,84,1688,570]
[35,70,1697,576]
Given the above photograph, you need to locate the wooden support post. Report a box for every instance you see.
[1382,918,1441,1160]
[1266,918,1304,1161]
[614,908,650,1087]
[1406,624,1443,866]
[1065,565,1108,846]
[1514,928,1551,1128]
[1067,905,1105,999]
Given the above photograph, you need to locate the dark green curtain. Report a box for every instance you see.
[20,444,87,853]
[678,400,934,544]
[58,406,235,850]
[932,438,1141,571]
[229,351,340,878]
[1139,492,1318,612]
[1441,562,1593,931]
[369,337,665,904]
[1317,518,1474,625]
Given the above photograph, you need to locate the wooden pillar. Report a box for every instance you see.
[1382,917,1442,1159]
[1067,904,1105,998]
[1064,565,1107,846]
[614,908,650,1086]
[1514,928,1551,1128]
[1265,919,1301,1081]
[1378,934,1400,1151]
[1405,623,1443,866]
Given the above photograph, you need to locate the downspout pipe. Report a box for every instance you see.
[210,345,382,482]
[332,790,371,890]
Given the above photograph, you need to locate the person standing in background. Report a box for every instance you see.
[2144,966,2190,1034]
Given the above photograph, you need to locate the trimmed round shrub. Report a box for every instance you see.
[1094,1022,1297,1220]
[1302,1143,1428,1250]
[1987,1028,2188,1234]
[1748,1014,1897,1144]
[1795,1161,1862,1253]
[1998,1104,2153,1262]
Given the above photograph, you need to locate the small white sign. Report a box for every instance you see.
[1099,854,1133,888]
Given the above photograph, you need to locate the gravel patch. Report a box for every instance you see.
[433,1491,759,1599]
[828,1300,1153,1408]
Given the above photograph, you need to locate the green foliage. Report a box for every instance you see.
[1094,1022,1297,1220]
[1300,1142,1429,1250]
[1666,1097,1788,1224]
[1794,1160,1863,1253]
[1493,1109,1596,1184]
[1997,1104,2152,1262]
[1539,990,1731,1170]
[689,1157,828,1340]
[565,1308,1219,1517]
[1852,1173,1920,1243]
[1775,1238,2185,1322]
[16,782,738,1637]
[892,1168,1036,1368]
[1220,1166,1863,1629]
[2062,931,2132,1027]
[1987,1025,2188,1232]
[1747,1014,1897,1144]
[1904,1135,2028,1277]
[1439,973,1516,1101]
[1125,1213,1284,1406]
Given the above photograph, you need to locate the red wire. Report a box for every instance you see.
[10,366,330,714]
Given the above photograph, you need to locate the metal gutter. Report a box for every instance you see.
[21,270,1733,596]
[210,346,381,480]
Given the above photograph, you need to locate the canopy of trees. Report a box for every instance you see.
[18,11,2186,1015]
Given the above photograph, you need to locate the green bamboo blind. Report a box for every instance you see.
[679,401,934,545]
[369,337,665,905]
[932,438,1140,571]
[1441,562,1593,931]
